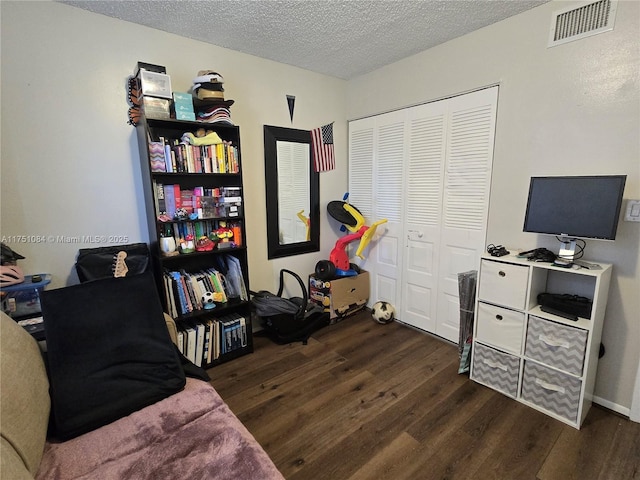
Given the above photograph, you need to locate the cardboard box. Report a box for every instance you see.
[309,271,369,323]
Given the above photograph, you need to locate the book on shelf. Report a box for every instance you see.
[203,319,213,365]
[162,258,247,318]
[179,273,194,313]
[185,323,197,364]
[180,269,199,311]
[163,184,177,218]
[149,141,167,172]
[210,320,220,362]
[180,189,194,214]
[155,184,243,220]
[173,312,249,367]
[148,137,239,174]
[239,316,248,347]
[159,137,174,172]
[194,322,206,367]
[176,330,185,356]
[164,273,177,318]
[154,180,167,215]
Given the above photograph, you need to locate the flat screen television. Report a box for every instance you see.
[523,175,627,258]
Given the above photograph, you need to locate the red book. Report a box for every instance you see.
[173,185,182,209]
[180,189,194,213]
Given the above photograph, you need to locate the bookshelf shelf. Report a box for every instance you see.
[151,172,242,178]
[136,114,253,369]
[156,216,245,226]
[159,247,248,263]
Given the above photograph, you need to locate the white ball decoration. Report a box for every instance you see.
[202,291,216,310]
[371,301,395,324]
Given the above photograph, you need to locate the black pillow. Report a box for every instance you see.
[41,271,186,440]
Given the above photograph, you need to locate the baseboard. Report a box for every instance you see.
[593,395,630,418]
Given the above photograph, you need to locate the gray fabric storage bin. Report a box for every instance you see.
[521,360,582,423]
[525,316,588,376]
[471,342,520,398]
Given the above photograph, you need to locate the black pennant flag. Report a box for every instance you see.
[286,95,295,123]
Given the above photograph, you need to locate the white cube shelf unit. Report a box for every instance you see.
[470,253,612,429]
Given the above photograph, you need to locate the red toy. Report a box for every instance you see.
[315,199,387,280]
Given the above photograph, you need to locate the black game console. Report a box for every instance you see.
[538,292,592,319]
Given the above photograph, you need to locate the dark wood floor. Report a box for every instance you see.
[207,310,640,480]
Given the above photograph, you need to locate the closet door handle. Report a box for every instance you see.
[499,270,506,277]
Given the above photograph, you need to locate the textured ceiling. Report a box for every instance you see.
[61,0,550,80]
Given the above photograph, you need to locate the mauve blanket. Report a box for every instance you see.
[36,378,284,480]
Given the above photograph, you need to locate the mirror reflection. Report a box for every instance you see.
[264,125,320,259]
[277,140,310,244]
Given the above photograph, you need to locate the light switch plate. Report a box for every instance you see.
[624,199,640,222]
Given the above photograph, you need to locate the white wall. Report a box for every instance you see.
[346,0,640,413]
[0,1,347,294]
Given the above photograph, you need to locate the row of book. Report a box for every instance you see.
[155,182,242,220]
[176,313,249,367]
[163,255,248,318]
[149,137,239,174]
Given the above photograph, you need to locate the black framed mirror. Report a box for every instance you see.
[264,125,320,259]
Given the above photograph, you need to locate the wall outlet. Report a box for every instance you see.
[624,200,640,222]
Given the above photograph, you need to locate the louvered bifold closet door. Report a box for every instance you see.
[348,86,498,340]
[349,111,406,308]
[348,118,380,298]
[400,101,447,332]
[436,87,498,341]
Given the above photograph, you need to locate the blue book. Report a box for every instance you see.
[162,139,173,173]
[170,271,189,315]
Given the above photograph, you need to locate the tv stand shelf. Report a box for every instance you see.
[470,253,612,428]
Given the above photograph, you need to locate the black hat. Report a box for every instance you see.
[1,243,25,265]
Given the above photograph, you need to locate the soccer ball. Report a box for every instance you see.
[201,291,216,310]
[371,301,395,324]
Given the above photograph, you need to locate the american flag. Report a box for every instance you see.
[311,123,335,172]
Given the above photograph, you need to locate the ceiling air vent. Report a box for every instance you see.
[548,0,618,47]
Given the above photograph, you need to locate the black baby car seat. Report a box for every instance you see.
[251,269,329,344]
